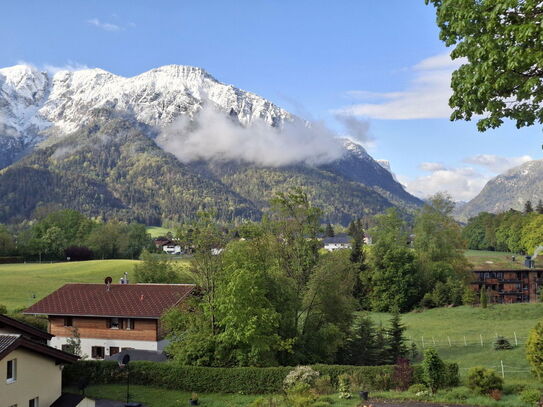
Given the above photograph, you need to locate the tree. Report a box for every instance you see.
[385,310,408,364]
[325,223,335,237]
[64,327,83,357]
[0,225,16,256]
[349,226,370,309]
[480,285,488,309]
[134,250,182,283]
[338,313,380,366]
[426,0,543,132]
[537,200,543,215]
[422,348,446,394]
[414,194,469,293]
[370,247,420,312]
[526,320,543,381]
[525,201,534,214]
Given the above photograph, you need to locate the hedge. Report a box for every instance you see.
[63,361,459,394]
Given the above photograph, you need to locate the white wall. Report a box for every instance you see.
[49,336,166,360]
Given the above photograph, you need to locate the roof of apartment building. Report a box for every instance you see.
[0,334,78,363]
[0,314,53,342]
[24,283,195,318]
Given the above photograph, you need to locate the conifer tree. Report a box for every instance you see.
[325,223,335,237]
[525,200,534,214]
[386,309,408,364]
[480,285,488,309]
[537,200,543,215]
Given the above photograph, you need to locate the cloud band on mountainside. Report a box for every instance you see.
[159,106,371,167]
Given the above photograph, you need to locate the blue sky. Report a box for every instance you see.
[2,0,541,201]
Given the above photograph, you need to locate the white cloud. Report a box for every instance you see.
[87,18,122,31]
[463,154,532,173]
[43,61,89,74]
[419,162,446,172]
[401,154,533,201]
[159,106,346,167]
[337,52,466,120]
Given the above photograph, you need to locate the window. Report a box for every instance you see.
[109,347,120,356]
[29,398,39,407]
[91,346,105,359]
[63,317,73,327]
[108,317,120,329]
[125,318,135,330]
[6,359,16,383]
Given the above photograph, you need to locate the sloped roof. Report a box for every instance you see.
[106,348,168,363]
[323,233,352,244]
[0,334,78,363]
[50,394,86,407]
[0,314,52,342]
[24,283,195,318]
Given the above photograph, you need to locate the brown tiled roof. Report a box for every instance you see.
[0,334,78,363]
[0,314,53,342]
[24,283,195,318]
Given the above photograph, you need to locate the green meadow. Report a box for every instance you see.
[0,260,139,310]
[372,304,543,383]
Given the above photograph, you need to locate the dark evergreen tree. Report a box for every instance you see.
[350,228,370,309]
[325,223,335,237]
[337,313,379,365]
[525,200,534,213]
[385,310,408,364]
[537,200,543,215]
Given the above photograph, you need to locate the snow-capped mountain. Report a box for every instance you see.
[0,64,292,166]
[454,159,543,221]
[0,63,422,224]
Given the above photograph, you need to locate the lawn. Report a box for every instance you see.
[464,250,541,270]
[0,260,139,311]
[146,226,174,238]
[65,385,362,407]
[372,304,543,383]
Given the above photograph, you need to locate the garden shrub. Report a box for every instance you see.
[408,383,428,394]
[337,374,351,399]
[467,366,503,395]
[520,389,541,406]
[283,366,320,391]
[494,336,513,350]
[313,375,334,395]
[421,348,446,393]
[441,386,471,401]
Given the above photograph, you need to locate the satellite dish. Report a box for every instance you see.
[105,276,113,285]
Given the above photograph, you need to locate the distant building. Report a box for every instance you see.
[154,238,182,255]
[471,269,543,303]
[323,233,352,251]
[24,283,195,360]
[0,314,82,407]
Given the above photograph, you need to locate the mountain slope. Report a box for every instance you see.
[455,159,543,221]
[0,64,423,224]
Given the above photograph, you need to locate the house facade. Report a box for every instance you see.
[322,234,352,251]
[471,269,543,303]
[0,315,79,407]
[24,283,194,360]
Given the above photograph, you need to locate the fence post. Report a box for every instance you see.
[421,336,425,349]
[500,360,505,378]
[464,336,467,346]
[432,336,436,345]
[448,336,452,347]
[480,334,484,347]
[514,332,518,346]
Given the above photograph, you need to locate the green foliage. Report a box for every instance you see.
[385,310,408,364]
[134,250,183,284]
[467,367,503,395]
[426,0,543,132]
[337,374,351,399]
[324,223,334,238]
[0,304,7,314]
[526,320,543,382]
[520,389,542,406]
[64,327,83,357]
[494,336,514,351]
[421,348,446,394]
[0,225,16,256]
[283,366,320,392]
[480,285,488,309]
[63,361,423,394]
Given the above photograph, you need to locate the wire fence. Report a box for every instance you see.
[407,332,528,349]
[458,361,532,378]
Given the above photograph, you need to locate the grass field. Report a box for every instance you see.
[373,304,543,383]
[0,260,139,311]
[464,250,542,270]
[66,385,364,407]
[146,226,174,238]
